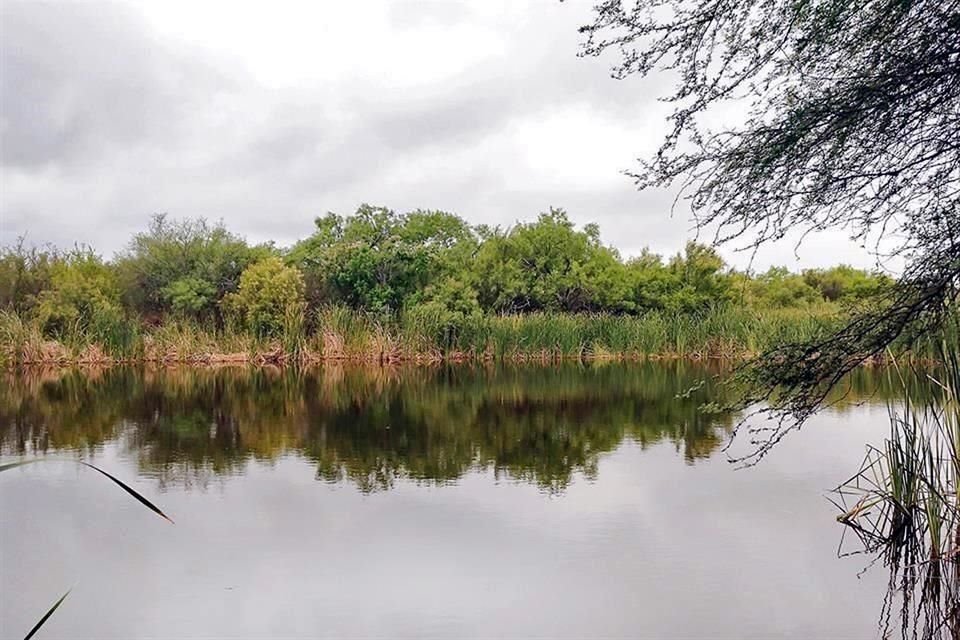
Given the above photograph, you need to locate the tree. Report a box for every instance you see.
[473,208,633,313]
[115,214,267,323]
[802,266,892,303]
[404,276,483,351]
[222,257,306,337]
[289,205,476,313]
[748,267,821,309]
[666,242,733,312]
[34,248,127,345]
[624,243,733,312]
[0,239,57,315]
[579,0,960,457]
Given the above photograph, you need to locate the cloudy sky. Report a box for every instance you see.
[1,0,881,270]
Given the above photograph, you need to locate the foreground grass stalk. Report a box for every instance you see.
[23,590,71,640]
[0,459,173,637]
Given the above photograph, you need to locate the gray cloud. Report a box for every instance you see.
[0,2,237,170]
[0,0,875,269]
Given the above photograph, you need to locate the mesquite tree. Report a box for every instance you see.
[578,0,960,459]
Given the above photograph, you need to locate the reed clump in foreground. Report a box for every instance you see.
[831,328,960,640]
[0,305,857,368]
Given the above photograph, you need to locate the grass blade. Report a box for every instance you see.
[23,589,70,640]
[0,460,39,473]
[0,458,173,524]
[79,462,174,524]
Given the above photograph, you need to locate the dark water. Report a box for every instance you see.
[0,363,899,638]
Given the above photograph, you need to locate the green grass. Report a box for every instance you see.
[0,305,899,367]
[441,307,843,360]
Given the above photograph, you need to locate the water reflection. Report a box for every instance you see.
[2,362,900,493]
[0,362,916,639]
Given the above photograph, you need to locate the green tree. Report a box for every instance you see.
[666,243,733,312]
[802,266,893,303]
[405,275,484,350]
[222,257,306,337]
[625,251,674,312]
[290,205,476,314]
[0,239,57,315]
[399,209,476,249]
[750,268,820,309]
[34,249,124,340]
[116,214,267,322]
[474,209,632,313]
[626,243,733,313]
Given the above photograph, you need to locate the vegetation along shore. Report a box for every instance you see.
[1,206,897,367]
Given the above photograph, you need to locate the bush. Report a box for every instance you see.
[405,278,484,351]
[222,258,306,337]
[115,214,268,322]
[0,240,58,315]
[35,250,122,337]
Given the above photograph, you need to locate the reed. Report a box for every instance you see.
[442,308,844,360]
[0,305,920,368]
[831,326,960,639]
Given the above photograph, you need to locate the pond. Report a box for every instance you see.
[0,363,898,638]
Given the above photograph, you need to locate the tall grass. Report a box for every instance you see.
[831,331,960,639]
[0,305,890,367]
[440,307,843,360]
[0,310,43,368]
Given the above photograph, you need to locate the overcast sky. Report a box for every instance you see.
[0,0,883,271]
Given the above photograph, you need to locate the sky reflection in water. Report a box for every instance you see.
[0,363,899,638]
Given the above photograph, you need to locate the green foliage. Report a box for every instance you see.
[0,240,57,315]
[116,214,267,321]
[667,243,734,311]
[625,243,734,313]
[404,276,483,350]
[27,249,139,356]
[162,276,218,316]
[290,205,475,313]
[35,249,118,331]
[222,257,306,338]
[745,267,821,308]
[474,208,632,313]
[802,265,893,303]
[0,207,900,364]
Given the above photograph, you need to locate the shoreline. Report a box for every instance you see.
[2,307,921,371]
[2,348,744,368]
[2,343,910,370]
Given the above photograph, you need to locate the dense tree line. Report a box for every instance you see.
[0,206,891,341]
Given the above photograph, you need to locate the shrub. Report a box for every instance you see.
[115,214,269,322]
[0,240,57,315]
[35,250,122,337]
[222,258,306,337]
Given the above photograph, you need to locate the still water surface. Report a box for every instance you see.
[1,363,896,638]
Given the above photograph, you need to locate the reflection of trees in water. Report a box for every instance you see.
[0,363,902,492]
